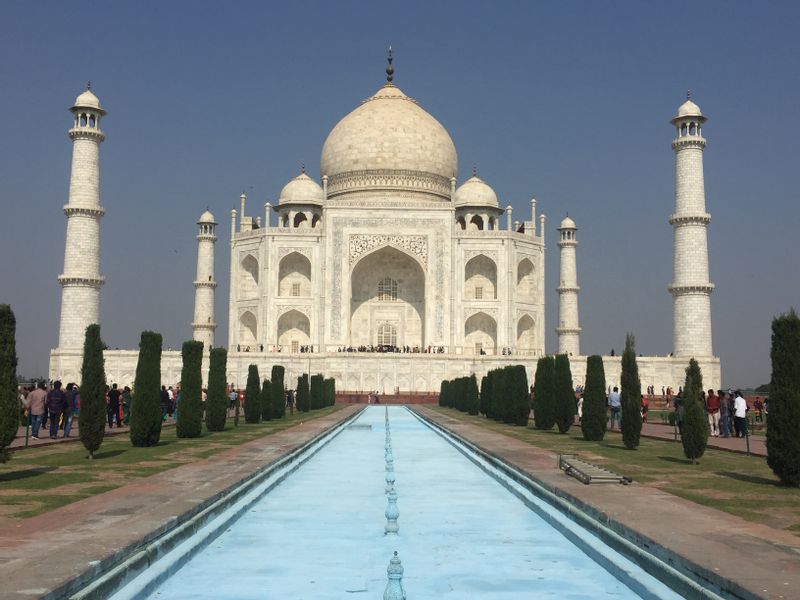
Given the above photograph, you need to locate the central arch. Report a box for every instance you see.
[277,309,311,352]
[350,246,425,349]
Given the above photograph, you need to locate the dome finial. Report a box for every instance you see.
[87,80,91,90]
[301,161,305,174]
[386,46,394,84]
[472,163,477,177]
[687,89,691,100]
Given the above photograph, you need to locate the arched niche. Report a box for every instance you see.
[278,252,312,297]
[293,212,308,228]
[239,311,258,349]
[464,311,497,355]
[239,255,259,299]
[517,314,536,352]
[465,254,497,300]
[516,258,536,302]
[350,246,425,349]
[277,309,310,351]
[456,216,466,230]
[469,215,484,231]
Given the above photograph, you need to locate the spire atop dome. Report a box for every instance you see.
[386,46,394,85]
[687,89,691,100]
[87,80,91,91]
[301,161,305,174]
[472,163,477,177]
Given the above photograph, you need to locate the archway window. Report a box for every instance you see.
[377,323,397,347]
[378,277,398,301]
[456,216,466,230]
[311,213,321,228]
[470,215,484,231]
[80,113,87,126]
[293,212,308,228]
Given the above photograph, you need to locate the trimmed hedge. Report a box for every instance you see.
[0,305,18,462]
[261,378,272,421]
[581,355,607,441]
[271,365,285,419]
[130,331,163,447]
[296,374,310,412]
[205,348,228,432]
[681,358,708,463]
[176,340,203,438]
[310,374,324,410]
[554,354,575,434]
[243,365,261,423]
[79,324,107,458]
[620,334,642,450]
[767,309,800,486]
[532,356,555,430]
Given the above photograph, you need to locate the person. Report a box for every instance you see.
[229,388,237,414]
[607,386,621,431]
[63,383,77,438]
[733,390,748,438]
[45,381,68,439]
[286,389,294,415]
[716,389,730,437]
[576,394,584,422]
[641,394,648,423]
[753,397,764,423]
[122,386,133,425]
[160,385,170,421]
[705,388,720,437]
[167,386,175,417]
[24,382,47,439]
[107,383,123,428]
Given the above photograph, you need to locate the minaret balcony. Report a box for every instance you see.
[58,275,105,287]
[669,213,711,226]
[68,128,105,142]
[668,283,715,296]
[194,280,218,289]
[671,136,706,151]
[191,321,217,330]
[63,205,106,217]
[556,285,580,294]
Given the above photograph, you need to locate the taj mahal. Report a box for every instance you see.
[48,57,721,393]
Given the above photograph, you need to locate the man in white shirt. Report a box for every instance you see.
[733,390,748,438]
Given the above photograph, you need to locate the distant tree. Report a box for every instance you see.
[532,357,555,430]
[296,374,310,412]
[479,375,489,416]
[507,365,530,426]
[243,365,261,423]
[620,334,642,450]
[130,331,163,447]
[0,305,18,463]
[271,365,285,418]
[681,358,708,463]
[767,309,800,486]
[465,374,480,415]
[324,378,335,407]
[79,324,107,458]
[581,355,607,441]
[261,378,272,421]
[310,374,324,410]
[205,348,228,432]
[554,355,575,433]
[176,340,203,438]
[754,383,771,394]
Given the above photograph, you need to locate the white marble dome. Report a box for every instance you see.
[198,209,217,224]
[675,99,702,119]
[72,89,104,112]
[279,172,324,205]
[454,175,498,208]
[320,84,457,182]
[559,215,576,229]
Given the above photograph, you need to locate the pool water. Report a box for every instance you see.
[112,406,684,599]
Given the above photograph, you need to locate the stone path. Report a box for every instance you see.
[638,422,767,456]
[415,407,799,600]
[0,405,361,600]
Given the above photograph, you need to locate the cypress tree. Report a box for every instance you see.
[205,348,228,432]
[271,365,285,418]
[466,374,480,415]
[439,380,446,407]
[176,340,203,438]
[261,379,272,421]
[489,369,505,422]
[767,309,800,486]
[296,374,310,412]
[681,358,708,463]
[130,331,163,447]
[243,365,261,423]
[310,374,324,410]
[554,355,575,433]
[79,324,107,458]
[581,355,607,441]
[0,305,19,462]
[620,334,642,450]
[324,378,335,407]
[532,357,556,430]
[507,365,530,425]
[479,375,489,416]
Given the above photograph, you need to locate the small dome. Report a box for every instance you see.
[320,84,457,185]
[279,172,324,205]
[72,88,105,113]
[198,209,217,224]
[672,98,705,124]
[559,215,576,229]
[454,175,498,208]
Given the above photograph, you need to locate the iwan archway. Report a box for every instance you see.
[349,246,425,349]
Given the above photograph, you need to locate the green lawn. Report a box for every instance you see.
[431,407,800,535]
[0,406,344,521]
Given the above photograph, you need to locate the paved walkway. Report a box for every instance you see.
[639,422,766,456]
[0,405,361,600]
[415,407,799,600]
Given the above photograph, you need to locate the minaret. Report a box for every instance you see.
[192,210,218,347]
[556,215,580,356]
[669,93,714,357]
[57,85,106,349]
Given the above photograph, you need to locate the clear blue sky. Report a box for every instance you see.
[1,1,797,388]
